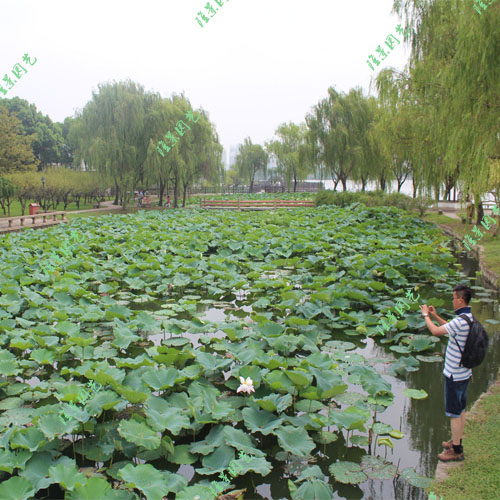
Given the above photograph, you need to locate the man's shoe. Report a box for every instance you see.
[441,440,453,449]
[438,448,464,462]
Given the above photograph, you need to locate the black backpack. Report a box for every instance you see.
[453,314,489,368]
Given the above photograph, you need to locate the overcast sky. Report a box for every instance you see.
[1,0,409,160]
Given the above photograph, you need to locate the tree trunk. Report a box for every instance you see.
[476,202,484,226]
[113,179,119,205]
[158,178,165,207]
[340,177,348,191]
[182,182,188,207]
[293,175,297,192]
[173,178,178,208]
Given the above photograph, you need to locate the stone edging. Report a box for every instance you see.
[433,222,499,482]
[436,223,500,289]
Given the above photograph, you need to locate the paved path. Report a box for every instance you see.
[0,200,122,233]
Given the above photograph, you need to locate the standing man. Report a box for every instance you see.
[420,284,473,462]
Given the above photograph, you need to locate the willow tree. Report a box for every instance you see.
[391,0,500,207]
[171,94,223,207]
[69,80,152,208]
[143,94,222,207]
[235,138,268,193]
[144,96,177,206]
[306,88,373,191]
[266,122,310,192]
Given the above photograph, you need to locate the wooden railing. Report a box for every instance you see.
[200,199,315,210]
[7,211,67,228]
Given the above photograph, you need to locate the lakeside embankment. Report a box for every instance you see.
[427,212,500,500]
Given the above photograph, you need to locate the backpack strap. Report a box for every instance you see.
[453,314,472,361]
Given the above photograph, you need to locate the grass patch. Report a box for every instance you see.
[430,372,500,500]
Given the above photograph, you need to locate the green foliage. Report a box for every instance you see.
[0,97,66,168]
[234,138,268,192]
[378,0,500,199]
[0,206,460,497]
[266,122,310,192]
[314,189,423,212]
[0,107,39,175]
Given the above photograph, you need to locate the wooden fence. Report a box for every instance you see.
[200,199,315,210]
[5,212,67,230]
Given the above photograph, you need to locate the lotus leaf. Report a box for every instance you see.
[10,427,46,452]
[372,422,392,435]
[292,479,333,500]
[294,399,324,412]
[118,419,160,450]
[167,444,197,465]
[0,449,32,473]
[274,426,315,457]
[69,475,135,499]
[197,444,235,474]
[402,388,429,399]
[241,407,283,435]
[328,406,370,432]
[377,437,394,448]
[17,452,60,491]
[361,455,397,480]
[399,467,433,488]
[0,205,470,496]
[0,476,35,500]
[222,426,266,458]
[0,350,21,376]
[313,431,338,444]
[142,367,178,390]
[349,435,369,446]
[328,461,366,484]
[189,425,225,455]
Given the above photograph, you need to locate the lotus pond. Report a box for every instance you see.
[0,205,498,500]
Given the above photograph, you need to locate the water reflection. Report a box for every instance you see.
[126,255,500,500]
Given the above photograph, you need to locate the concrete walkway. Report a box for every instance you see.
[0,200,122,233]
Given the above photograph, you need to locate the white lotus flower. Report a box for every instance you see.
[236,376,255,394]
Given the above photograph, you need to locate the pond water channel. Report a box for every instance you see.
[143,251,500,500]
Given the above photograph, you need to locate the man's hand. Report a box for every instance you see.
[420,304,448,336]
[427,305,437,317]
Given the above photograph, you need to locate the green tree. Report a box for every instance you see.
[235,138,268,193]
[0,107,39,174]
[70,80,152,208]
[0,97,66,169]
[384,0,500,205]
[143,94,223,208]
[0,176,17,216]
[266,122,310,192]
[306,88,373,191]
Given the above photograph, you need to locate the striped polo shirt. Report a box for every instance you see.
[443,306,473,381]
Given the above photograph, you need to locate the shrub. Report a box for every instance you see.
[314,190,419,213]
